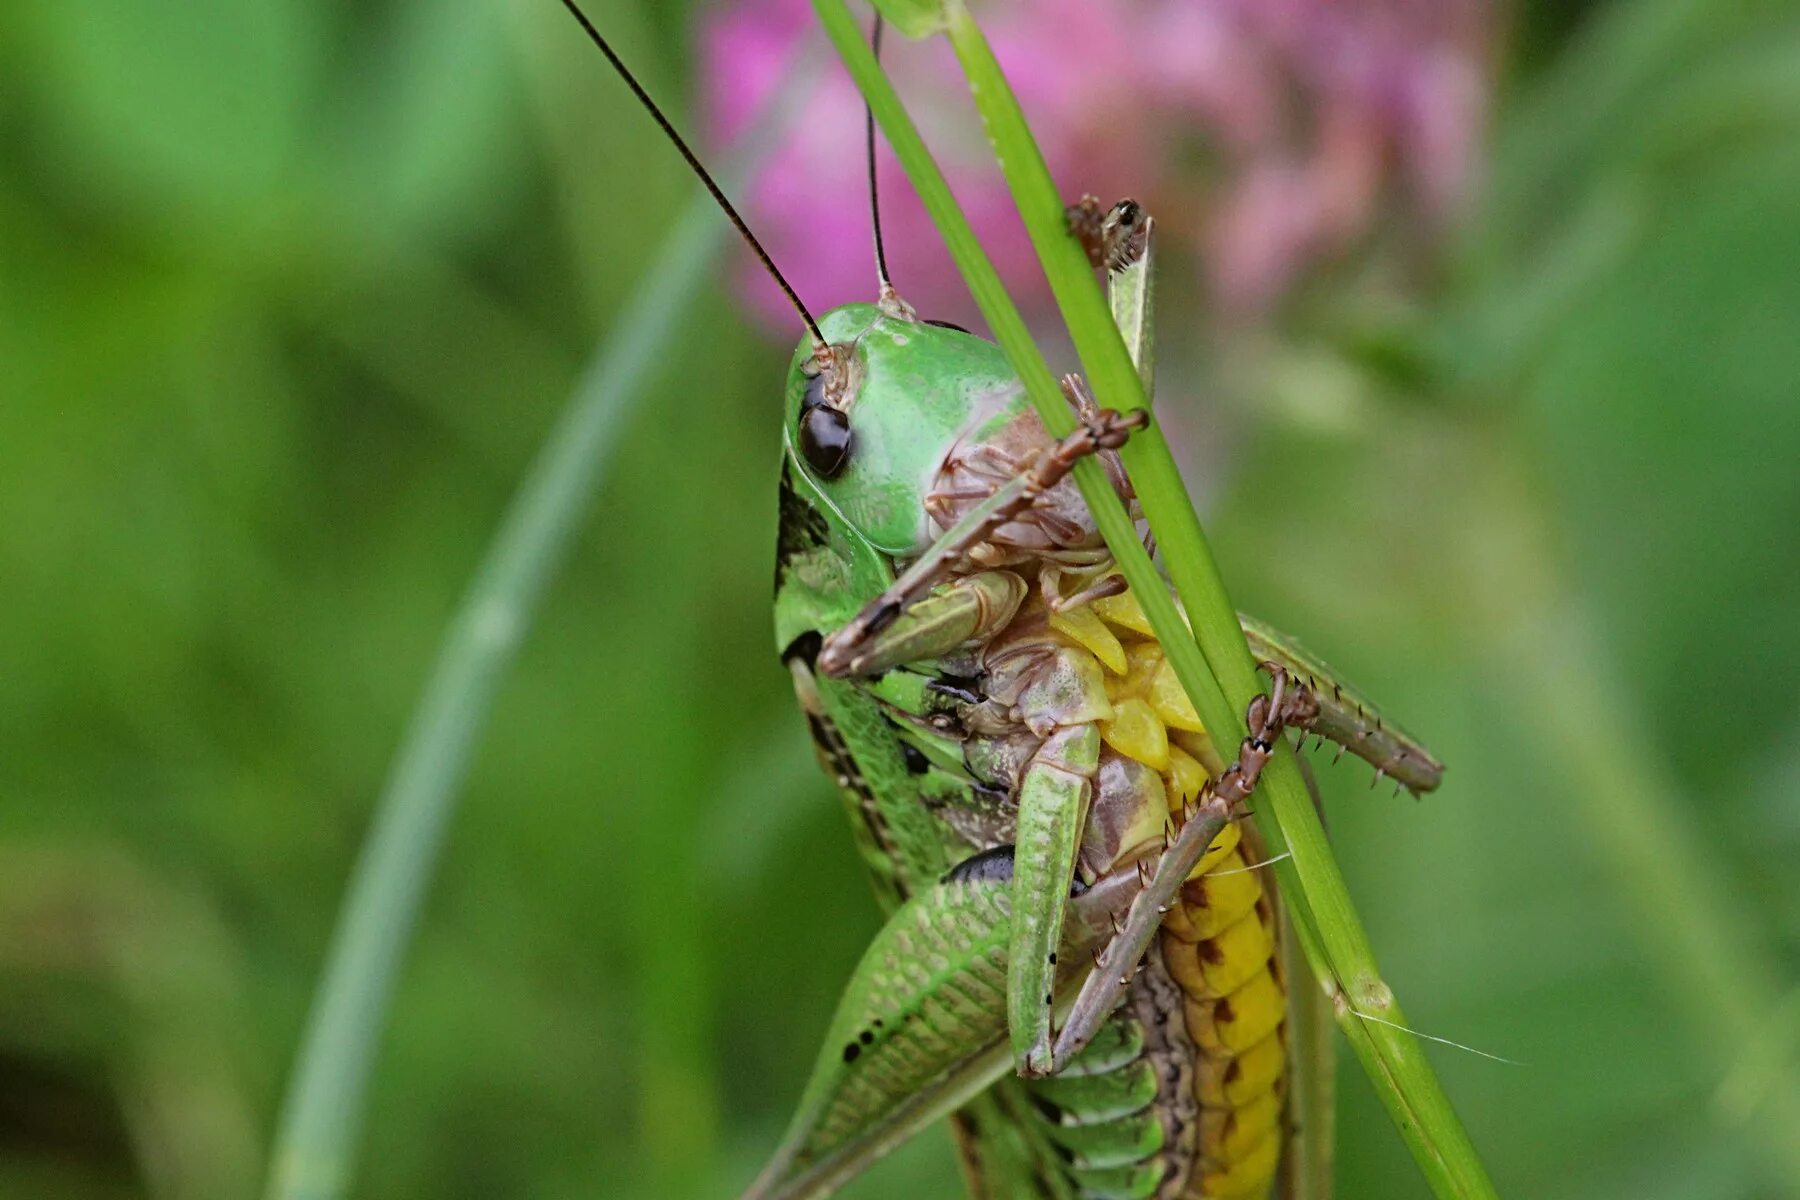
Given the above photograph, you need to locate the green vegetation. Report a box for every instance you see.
[2,1,1797,1198]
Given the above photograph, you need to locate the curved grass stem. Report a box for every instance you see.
[261,59,818,1200]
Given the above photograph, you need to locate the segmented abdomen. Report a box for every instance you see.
[1021,590,1286,1200]
[1020,822,1284,1200]
[1162,822,1285,1198]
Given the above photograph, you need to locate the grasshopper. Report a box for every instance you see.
[756,226,1440,1200]
[561,6,1443,1197]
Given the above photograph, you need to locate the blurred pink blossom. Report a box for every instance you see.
[702,0,1489,332]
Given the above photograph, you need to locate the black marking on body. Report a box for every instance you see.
[969,776,1011,805]
[1129,948,1203,1199]
[944,844,1015,886]
[866,600,902,636]
[782,630,823,667]
[802,701,893,869]
[920,675,985,740]
[774,465,832,593]
[1027,1090,1069,1128]
[900,741,931,775]
[927,671,987,705]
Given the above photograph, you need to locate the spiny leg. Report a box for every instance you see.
[1241,614,1445,794]
[1032,376,1138,613]
[817,407,1146,678]
[1046,669,1321,1071]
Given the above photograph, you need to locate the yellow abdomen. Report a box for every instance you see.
[1164,821,1285,1199]
[1051,591,1287,1199]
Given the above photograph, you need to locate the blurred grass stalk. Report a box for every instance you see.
[262,51,820,1200]
[1520,616,1800,1185]
[820,0,1495,1194]
[1478,464,1800,1186]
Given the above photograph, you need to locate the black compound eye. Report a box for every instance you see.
[799,405,853,478]
[800,369,829,413]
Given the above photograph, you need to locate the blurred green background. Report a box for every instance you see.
[3,0,1799,1198]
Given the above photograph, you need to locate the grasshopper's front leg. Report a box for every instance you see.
[815,406,1146,678]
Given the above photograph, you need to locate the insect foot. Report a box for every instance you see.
[1220,667,1315,807]
[1033,395,1147,492]
[1066,195,1150,273]
[1246,663,1320,752]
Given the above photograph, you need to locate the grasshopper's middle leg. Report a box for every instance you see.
[815,562,1117,1081]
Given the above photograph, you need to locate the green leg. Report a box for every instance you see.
[741,858,1152,1200]
[1241,614,1444,794]
[816,569,1027,678]
[1006,724,1101,1078]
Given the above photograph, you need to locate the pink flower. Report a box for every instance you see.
[702,0,1490,333]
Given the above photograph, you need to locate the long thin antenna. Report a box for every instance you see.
[864,14,892,294]
[556,0,824,347]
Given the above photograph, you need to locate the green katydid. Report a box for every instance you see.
[557,5,1444,1197]
[757,219,1437,1200]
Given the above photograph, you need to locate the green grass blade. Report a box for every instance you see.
[837,2,1498,1194]
[261,67,814,1200]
